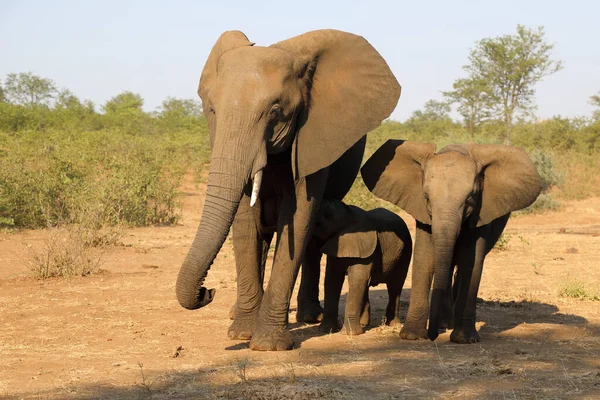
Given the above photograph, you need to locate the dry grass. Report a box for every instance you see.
[24,215,121,279]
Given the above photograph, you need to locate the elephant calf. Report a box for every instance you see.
[313,200,412,335]
[361,140,542,343]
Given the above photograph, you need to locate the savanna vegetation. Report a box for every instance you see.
[1,25,599,277]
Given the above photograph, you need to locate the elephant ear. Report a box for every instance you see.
[467,144,543,227]
[361,140,435,225]
[198,31,254,147]
[321,226,378,259]
[271,30,401,179]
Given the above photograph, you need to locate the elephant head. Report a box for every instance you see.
[361,140,542,339]
[314,200,377,259]
[176,30,400,310]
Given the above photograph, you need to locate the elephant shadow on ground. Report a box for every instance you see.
[476,297,590,337]
[225,288,591,350]
[225,288,410,350]
[288,287,413,346]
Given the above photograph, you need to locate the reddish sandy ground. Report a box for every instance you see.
[1,175,599,399]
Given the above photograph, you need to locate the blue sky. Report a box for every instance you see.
[1,0,598,121]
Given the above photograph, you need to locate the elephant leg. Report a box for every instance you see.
[385,281,401,327]
[360,289,371,328]
[228,194,272,340]
[250,169,328,351]
[451,215,509,344]
[319,257,344,333]
[296,237,324,324]
[450,229,484,344]
[438,265,456,332]
[400,222,434,340]
[385,266,409,327]
[342,261,371,335]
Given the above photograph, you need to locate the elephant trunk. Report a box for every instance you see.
[428,210,462,341]
[176,140,254,310]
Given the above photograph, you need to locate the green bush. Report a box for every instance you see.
[558,279,599,301]
[0,128,210,229]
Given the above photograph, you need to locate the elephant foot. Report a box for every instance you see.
[399,323,427,340]
[227,314,258,340]
[249,326,295,351]
[318,318,340,333]
[386,317,402,327]
[228,303,236,320]
[296,301,323,324]
[450,327,480,344]
[342,322,364,336]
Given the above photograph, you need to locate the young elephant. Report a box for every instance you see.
[361,141,542,343]
[314,200,413,335]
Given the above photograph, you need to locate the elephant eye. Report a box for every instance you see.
[269,104,283,119]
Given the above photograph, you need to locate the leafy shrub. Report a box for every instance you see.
[0,128,210,229]
[528,149,562,192]
[558,279,599,301]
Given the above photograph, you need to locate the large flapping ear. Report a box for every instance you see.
[467,144,542,227]
[271,30,400,179]
[361,140,435,225]
[320,206,378,259]
[198,31,254,147]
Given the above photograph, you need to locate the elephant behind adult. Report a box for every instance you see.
[175,30,400,351]
[361,141,542,343]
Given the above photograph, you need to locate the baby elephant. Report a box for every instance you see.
[314,199,412,335]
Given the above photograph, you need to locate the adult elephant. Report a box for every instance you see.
[361,141,541,343]
[175,30,400,351]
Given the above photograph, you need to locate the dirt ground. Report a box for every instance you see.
[1,175,599,400]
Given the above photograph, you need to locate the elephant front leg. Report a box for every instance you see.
[228,194,273,340]
[438,267,457,332]
[250,169,328,351]
[451,216,509,344]
[342,261,371,335]
[319,257,344,333]
[450,229,485,344]
[400,222,434,340]
[296,237,324,324]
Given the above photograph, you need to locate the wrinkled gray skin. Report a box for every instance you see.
[361,141,542,343]
[312,200,412,336]
[175,30,400,351]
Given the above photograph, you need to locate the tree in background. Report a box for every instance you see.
[102,91,148,133]
[156,97,203,130]
[4,72,57,107]
[0,85,6,103]
[443,77,492,135]
[409,99,451,122]
[403,99,461,141]
[102,91,144,114]
[53,89,99,131]
[590,91,600,121]
[461,25,563,144]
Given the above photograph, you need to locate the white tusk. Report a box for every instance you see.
[250,170,262,207]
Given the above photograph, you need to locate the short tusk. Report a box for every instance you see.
[250,170,262,207]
